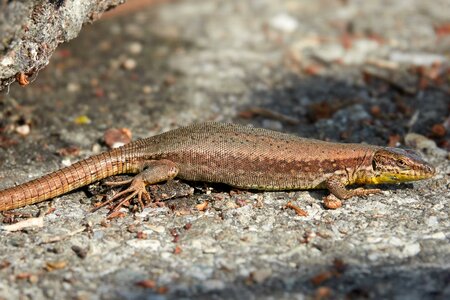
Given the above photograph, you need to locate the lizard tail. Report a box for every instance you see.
[0,148,141,211]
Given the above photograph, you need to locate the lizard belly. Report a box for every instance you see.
[175,160,326,191]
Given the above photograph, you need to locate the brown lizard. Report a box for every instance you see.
[0,122,435,212]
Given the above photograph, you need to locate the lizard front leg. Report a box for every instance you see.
[93,159,179,213]
[323,177,382,209]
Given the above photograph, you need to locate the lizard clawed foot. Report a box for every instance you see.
[91,160,178,214]
[92,178,151,213]
[323,188,383,209]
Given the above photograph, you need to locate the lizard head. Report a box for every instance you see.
[365,147,435,184]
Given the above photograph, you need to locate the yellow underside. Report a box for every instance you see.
[359,173,426,185]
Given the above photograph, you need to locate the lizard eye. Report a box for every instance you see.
[396,159,408,168]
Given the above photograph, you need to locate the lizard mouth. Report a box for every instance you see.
[369,169,434,184]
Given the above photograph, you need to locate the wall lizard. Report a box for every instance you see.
[0,122,435,213]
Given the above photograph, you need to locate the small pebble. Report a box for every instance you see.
[426,216,438,227]
[431,124,446,138]
[126,239,160,250]
[91,143,102,154]
[389,51,447,66]
[61,158,72,167]
[15,124,30,136]
[142,85,152,94]
[251,268,272,284]
[67,82,80,93]
[128,42,143,54]
[201,279,226,292]
[29,275,39,284]
[402,243,421,257]
[122,58,137,70]
[71,245,88,259]
[269,13,298,33]
[144,224,165,233]
[203,247,218,254]
[98,40,111,51]
[405,133,447,157]
[0,56,14,66]
[427,232,446,240]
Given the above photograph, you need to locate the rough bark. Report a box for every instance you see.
[0,0,125,91]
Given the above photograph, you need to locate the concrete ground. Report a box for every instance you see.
[0,0,449,299]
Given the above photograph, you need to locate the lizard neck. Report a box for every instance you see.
[348,148,380,185]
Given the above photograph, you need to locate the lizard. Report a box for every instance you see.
[0,122,435,213]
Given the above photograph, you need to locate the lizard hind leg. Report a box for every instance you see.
[92,159,179,213]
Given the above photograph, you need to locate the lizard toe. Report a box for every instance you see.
[104,178,134,187]
[92,178,152,213]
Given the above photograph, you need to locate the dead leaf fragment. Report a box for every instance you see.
[104,128,132,148]
[45,261,67,271]
[431,123,446,138]
[311,271,334,285]
[106,211,126,220]
[285,202,308,216]
[16,273,33,280]
[16,72,29,86]
[57,146,81,157]
[435,23,450,37]
[173,245,182,254]
[388,134,401,147]
[157,286,169,294]
[136,279,156,288]
[136,231,148,239]
[314,286,333,300]
[196,201,208,211]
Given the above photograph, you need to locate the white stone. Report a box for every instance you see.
[314,44,345,62]
[388,237,404,246]
[61,158,72,167]
[201,279,226,291]
[190,239,203,249]
[15,124,30,136]
[128,42,143,54]
[67,82,80,92]
[426,216,439,227]
[252,268,272,283]
[389,51,447,66]
[144,224,165,233]
[269,13,298,33]
[424,232,446,240]
[122,58,137,70]
[126,239,161,251]
[367,236,383,243]
[0,56,14,66]
[203,247,218,254]
[368,252,381,261]
[402,243,421,257]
